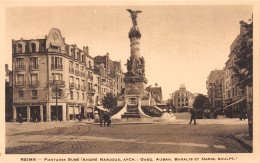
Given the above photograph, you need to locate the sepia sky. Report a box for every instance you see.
[5,5,252,100]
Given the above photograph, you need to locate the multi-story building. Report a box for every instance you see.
[112,60,125,96]
[12,28,94,122]
[5,64,13,122]
[172,84,193,112]
[222,24,247,117]
[94,53,125,99]
[206,69,224,114]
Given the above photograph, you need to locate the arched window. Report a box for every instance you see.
[17,44,22,53]
[31,43,36,53]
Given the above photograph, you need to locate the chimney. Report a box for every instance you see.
[83,46,89,55]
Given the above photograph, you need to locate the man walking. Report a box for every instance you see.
[189,108,197,125]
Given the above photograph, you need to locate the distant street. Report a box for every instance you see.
[6,120,249,154]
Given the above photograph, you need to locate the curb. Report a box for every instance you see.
[233,134,252,152]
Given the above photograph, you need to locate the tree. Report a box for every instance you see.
[192,94,211,110]
[102,92,117,111]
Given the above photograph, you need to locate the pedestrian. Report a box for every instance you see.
[103,112,110,127]
[17,113,23,124]
[213,110,217,119]
[99,114,103,127]
[189,108,197,125]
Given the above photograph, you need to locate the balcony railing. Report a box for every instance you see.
[88,88,95,95]
[49,80,65,87]
[69,67,74,74]
[81,86,86,91]
[81,72,85,77]
[15,65,26,71]
[29,81,40,87]
[75,84,80,90]
[16,81,26,87]
[69,83,75,89]
[51,64,63,70]
[32,96,38,99]
[29,65,39,70]
[75,70,80,76]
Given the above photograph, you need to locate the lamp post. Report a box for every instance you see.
[53,80,61,121]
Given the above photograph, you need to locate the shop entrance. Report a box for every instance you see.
[30,106,40,122]
[51,106,63,121]
[16,106,27,122]
[81,107,85,118]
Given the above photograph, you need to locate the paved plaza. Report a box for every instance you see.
[5,119,250,154]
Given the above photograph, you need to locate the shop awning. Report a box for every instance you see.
[226,97,246,108]
[96,106,109,112]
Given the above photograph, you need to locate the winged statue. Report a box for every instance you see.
[127,9,142,26]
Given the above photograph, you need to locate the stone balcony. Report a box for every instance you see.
[69,83,75,89]
[15,65,26,71]
[29,65,39,71]
[29,81,40,88]
[51,64,63,70]
[49,80,65,88]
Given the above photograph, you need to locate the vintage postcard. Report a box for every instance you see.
[1,1,259,163]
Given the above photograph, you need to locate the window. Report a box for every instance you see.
[17,44,22,53]
[69,61,73,68]
[82,55,85,63]
[81,80,85,88]
[52,73,63,81]
[30,57,39,70]
[31,43,36,52]
[16,58,25,70]
[82,93,85,100]
[17,74,25,86]
[32,90,38,99]
[52,89,62,98]
[76,92,79,100]
[30,74,38,85]
[69,76,74,84]
[77,51,80,60]
[18,90,24,99]
[70,91,73,100]
[51,57,63,69]
[70,48,74,57]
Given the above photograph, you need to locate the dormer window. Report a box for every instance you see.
[31,43,36,53]
[77,51,80,60]
[17,44,22,53]
[82,55,85,63]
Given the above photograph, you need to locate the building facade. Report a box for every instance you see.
[222,28,247,117]
[172,84,193,112]
[206,69,224,114]
[12,28,94,122]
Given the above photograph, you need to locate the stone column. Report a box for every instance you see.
[13,105,17,122]
[27,106,30,122]
[40,105,44,122]
[66,105,69,121]
[46,104,51,122]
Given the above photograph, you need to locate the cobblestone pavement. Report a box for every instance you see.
[5,120,249,154]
